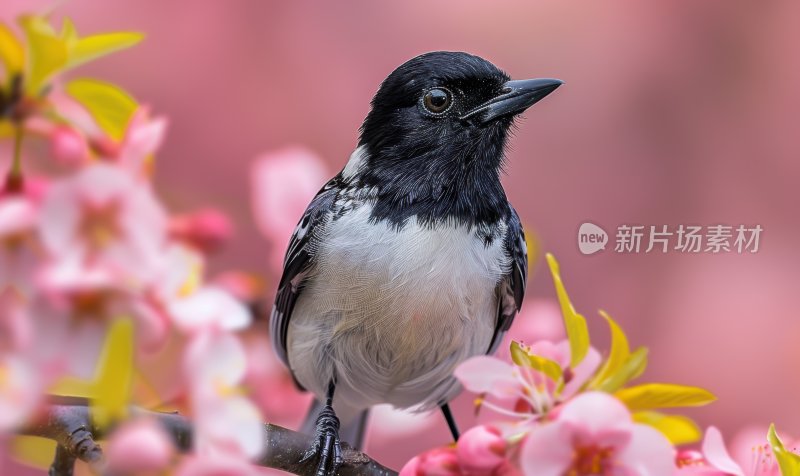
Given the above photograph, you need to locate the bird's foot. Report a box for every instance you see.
[301,403,343,476]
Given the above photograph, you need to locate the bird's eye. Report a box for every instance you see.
[422,88,452,114]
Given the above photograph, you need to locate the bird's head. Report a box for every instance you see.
[353,51,562,226]
[358,51,561,174]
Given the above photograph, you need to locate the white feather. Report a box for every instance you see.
[287,203,509,423]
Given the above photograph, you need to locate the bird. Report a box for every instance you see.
[270,51,561,475]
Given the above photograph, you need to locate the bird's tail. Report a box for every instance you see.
[300,399,369,450]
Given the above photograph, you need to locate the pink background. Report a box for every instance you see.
[3,0,799,472]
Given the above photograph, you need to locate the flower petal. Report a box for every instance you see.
[702,427,745,476]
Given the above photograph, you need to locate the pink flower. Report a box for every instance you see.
[49,126,89,166]
[456,425,507,474]
[174,454,262,476]
[38,163,168,288]
[152,245,251,335]
[105,419,176,474]
[169,208,234,255]
[250,146,329,271]
[184,331,265,460]
[0,289,32,353]
[0,353,45,431]
[0,295,52,429]
[114,107,168,176]
[400,446,461,476]
[731,426,800,476]
[0,194,43,298]
[455,340,600,418]
[675,426,799,476]
[519,392,675,476]
[498,299,566,360]
[168,286,251,334]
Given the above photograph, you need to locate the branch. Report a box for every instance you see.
[20,403,397,476]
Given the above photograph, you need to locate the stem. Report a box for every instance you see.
[20,404,397,476]
[4,125,24,193]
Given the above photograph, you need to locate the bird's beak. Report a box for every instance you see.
[461,78,563,123]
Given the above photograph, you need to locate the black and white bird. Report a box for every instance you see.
[270,51,561,475]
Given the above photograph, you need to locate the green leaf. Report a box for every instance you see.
[633,411,702,445]
[615,383,716,412]
[19,15,68,94]
[594,346,649,392]
[545,253,590,368]
[588,310,630,389]
[66,31,144,70]
[66,78,137,140]
[768,424,800,476]
[510,341,563,382]
[0,21,25,75]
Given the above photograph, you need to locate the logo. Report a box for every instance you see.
[578,222,608,255]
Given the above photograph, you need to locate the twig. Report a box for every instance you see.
[20,403,397,476]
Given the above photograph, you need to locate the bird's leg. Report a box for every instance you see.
[440,403,460,441]
[303,381,342,476]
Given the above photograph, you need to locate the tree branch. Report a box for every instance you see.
[20,403,397,476]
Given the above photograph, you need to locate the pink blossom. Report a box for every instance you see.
[170,208,234,255]
[0,195,42,298]
[250,146,329,271]
[0,288,32,352]
[114,107,169,175]
[105,419,176,474]
[184,331,265,460]
[455,340,600,418]
[519,392,675,476]
[455,425,507,474]
[0,353,45,431]
[49,126,89,166]
[174,454,262,476]
[38,163,168,289]
[498,299,566,360]
[168,286,251,334]
[400,446,461,476]
[675,426,798,476]
[730,426,800,476]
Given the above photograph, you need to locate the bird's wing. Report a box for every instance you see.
[270,175,341,369]
[487,207,528,354]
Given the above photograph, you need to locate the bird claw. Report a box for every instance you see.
[301,403,343,476]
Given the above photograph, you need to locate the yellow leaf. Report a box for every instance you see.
[66,31,144,70]
[66,78,137,140]
[19,15,68,94]
[545,253,590,367]
[18,17,61,83]
[588,310,630,389]
[633,411,702,445]
[91,318,135,428]
[510,341,563,382]
[49,375,95,397]
[59,17,78,45]
[0,21,25,75]
[9,436,57,470]
[595,346,649,392]
[768,424,800,476]
[615,383,716,412]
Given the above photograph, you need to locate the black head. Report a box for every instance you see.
[353,51,561,228]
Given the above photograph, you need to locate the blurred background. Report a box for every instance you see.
[3,0,799,471]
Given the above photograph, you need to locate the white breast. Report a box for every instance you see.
[287,204,510,422]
